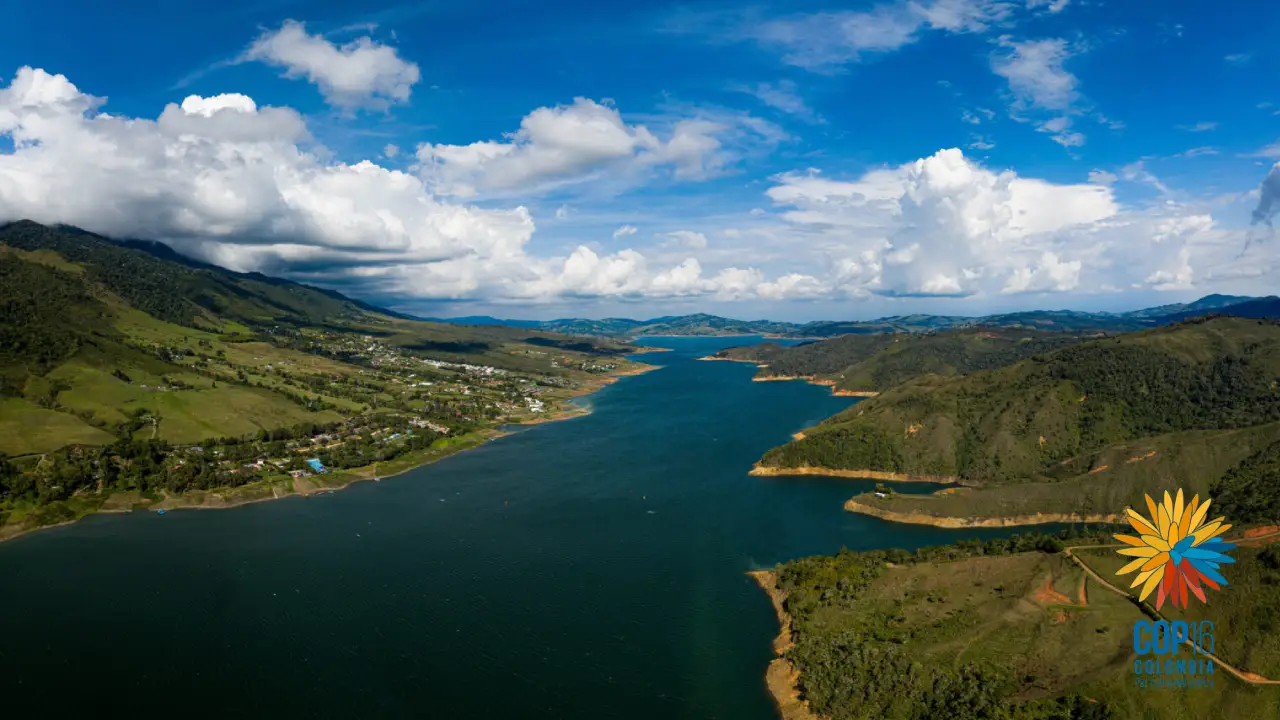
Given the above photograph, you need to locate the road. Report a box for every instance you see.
[1065,539,1280,686]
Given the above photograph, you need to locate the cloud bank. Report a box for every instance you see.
[0,67,1268,308]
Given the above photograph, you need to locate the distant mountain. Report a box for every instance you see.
[540,314,802,338]
[424,295,1275,339]
[424,315,544,328]
[1156,296,1280,323]
[1121,293,1257,319]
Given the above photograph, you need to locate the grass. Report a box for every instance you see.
[850,423,1280,522]
[0,398,114,455]
[850,553,1132,694]
[781,546,1280,719]
[1076,544,1280,680]
[135,385,342,444]
[34,355,344,444]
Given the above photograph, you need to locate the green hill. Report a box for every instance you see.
[713,326,1096,391]
[0,221,644,538]
[763,317,1280,478]
[756,317,1280,522]
[762,532,1280,720]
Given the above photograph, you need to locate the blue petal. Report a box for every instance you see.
[1189,561,1228,586]
[1184,548,1234,562]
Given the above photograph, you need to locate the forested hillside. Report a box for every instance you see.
[761,317,1280,480]
[713,327,1094,391]
[768,532,1280,720]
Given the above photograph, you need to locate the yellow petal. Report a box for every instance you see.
[1141,553,1170,572]
[1131,567,1158,589]
[1192,521,1231,545]
[1189,498,1211,532]
[1158,503,1172,541]
[1118,556,1151,575]
[1127,509,1158,536]
[1174,489,1185,526]
[1114,534,1148,547]
[1178,494,1195,539]
[1145,494,1160,525]
[1138,568,1165,601]
[1163,490,1175,518]
[1142,534,1170,552]
[1118,546,1161,557]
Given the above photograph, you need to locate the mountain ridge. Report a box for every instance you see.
[427,295,1277,339]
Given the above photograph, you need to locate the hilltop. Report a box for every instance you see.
[709,326,1098,393]
[0,221,650,539]
[428,294,1275,340]
[751,316,1280,525]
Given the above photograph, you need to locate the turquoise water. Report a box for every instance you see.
[0,337,1041,718]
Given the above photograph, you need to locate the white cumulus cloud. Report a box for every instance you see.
[415,98,775,197]
[0,67,777,304]
[760,148,1254,297]
[244,20,421,109]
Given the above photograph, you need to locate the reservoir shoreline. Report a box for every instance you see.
[748,570,823,720]
[0,360,660,544]
[843,499,1122,527]
[750,464,977,486]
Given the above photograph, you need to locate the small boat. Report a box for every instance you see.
[156,509,166,515]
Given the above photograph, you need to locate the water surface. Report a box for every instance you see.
[0,337,1037,718]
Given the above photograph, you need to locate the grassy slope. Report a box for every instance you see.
[716,327,1093,391]
[0,223,634,456]
[775,545,1280,720]
[0,398,114,455]
[757,318,1280,517]
[851,423,1280,523]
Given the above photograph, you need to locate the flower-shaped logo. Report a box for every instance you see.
[1114,489,1235,610]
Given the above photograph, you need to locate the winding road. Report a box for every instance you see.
[1065,538,1280,686]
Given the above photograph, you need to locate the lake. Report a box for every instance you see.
[0,337,1039,718]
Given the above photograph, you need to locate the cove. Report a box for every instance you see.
[0,337,1051,718]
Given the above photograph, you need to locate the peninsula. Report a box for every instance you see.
[709,317,1280,529]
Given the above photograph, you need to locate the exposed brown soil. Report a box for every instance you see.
[748,571,825,720]
[844,499,1121,528]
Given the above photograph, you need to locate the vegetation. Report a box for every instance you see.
[470,294,1273,339]
[714,326,1094,391]
[1214,440,1280,524]
[762,317,1280,474]
[0,222,648,539]
[773,534,1280,720]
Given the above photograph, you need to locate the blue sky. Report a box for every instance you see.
[1,0,1278,320]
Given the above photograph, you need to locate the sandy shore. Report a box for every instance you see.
[749,463,975,486]
[746,374,879,398]
[843,499,1121,527]
[748,570,823,720]
[695,356,765,365]
[0,361,659,544]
